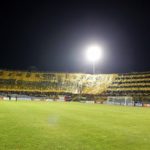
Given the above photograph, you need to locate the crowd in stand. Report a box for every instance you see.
[0,70,150,97]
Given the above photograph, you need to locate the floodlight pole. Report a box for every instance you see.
[92,61,95,74]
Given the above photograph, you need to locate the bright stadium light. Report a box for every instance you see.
[86,45,102,74]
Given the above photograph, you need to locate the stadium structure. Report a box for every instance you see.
[0,70,150,106]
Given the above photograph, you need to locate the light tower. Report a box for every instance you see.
[86,45,102,74]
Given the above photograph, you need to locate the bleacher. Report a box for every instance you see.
[104,72,150,97]
[0,70,150,98]
[0,70,116,95]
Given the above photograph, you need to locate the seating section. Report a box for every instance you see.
[105,72,150,96]
[1,70,150,96]
[0,70,117,94]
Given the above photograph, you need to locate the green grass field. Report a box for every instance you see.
[0,101,150,150]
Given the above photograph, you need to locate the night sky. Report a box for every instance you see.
[1,0,150,73]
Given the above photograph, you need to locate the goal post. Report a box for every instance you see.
[107,96,133,106]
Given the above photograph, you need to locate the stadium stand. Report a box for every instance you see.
[0,70,150,105]
[105,72,150,96]
[103,72,150,106]
[0,70,116,95]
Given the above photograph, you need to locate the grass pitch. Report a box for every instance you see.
[0,101,150,150]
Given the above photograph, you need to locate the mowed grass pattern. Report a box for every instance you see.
[0,101,150,150]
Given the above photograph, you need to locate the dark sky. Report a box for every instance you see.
[1,0,150,73]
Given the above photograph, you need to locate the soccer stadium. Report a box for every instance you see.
[1,1,150,149]
[0,70,150,150]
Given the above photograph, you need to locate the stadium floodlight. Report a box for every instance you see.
[86,44,102,74]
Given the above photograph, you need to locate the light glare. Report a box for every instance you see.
[86,45,102,62]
